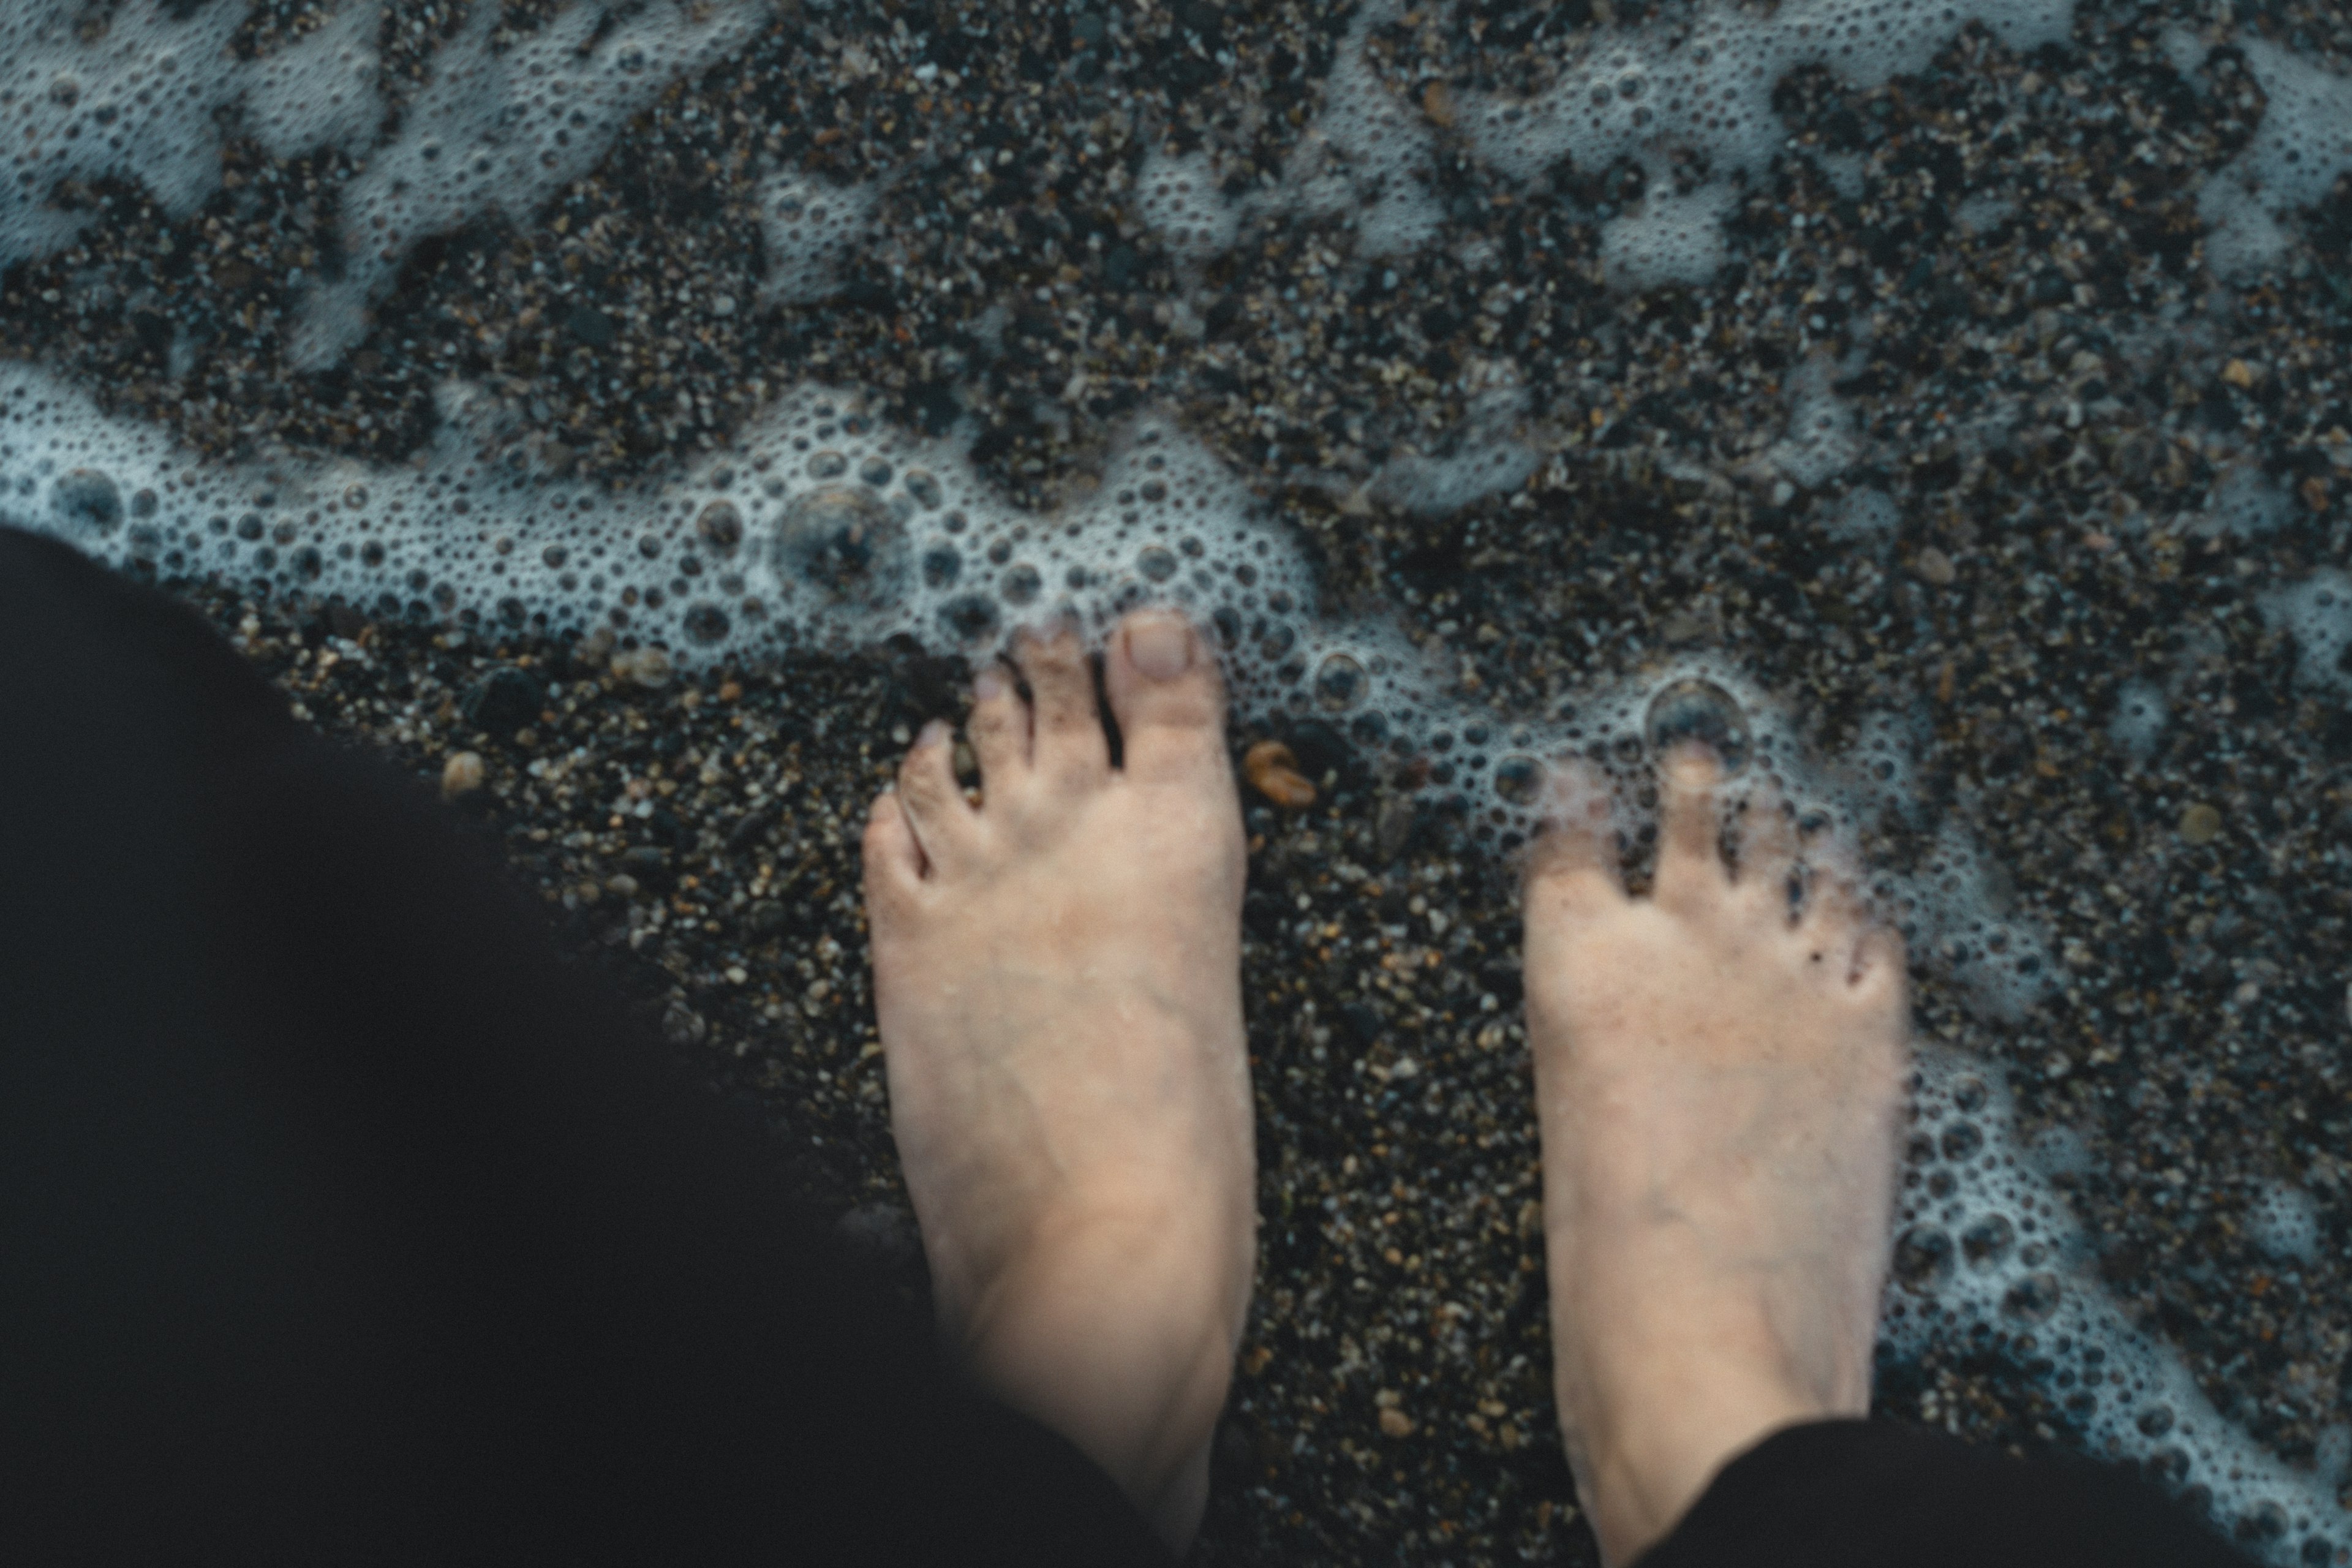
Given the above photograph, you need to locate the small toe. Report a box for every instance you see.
[862,787,926,913]
[1733,782,1800,910]
[1849,923,1908,995]
[1797,864,1869,960]
[1653,743,1729,910]
[1104,611,1229,785]
[1014,622,1110,783]
[895,720,976,870]
[967,663,1028,786]
[1524,762,1626,919]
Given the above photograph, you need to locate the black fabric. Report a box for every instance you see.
[1640,1417,2256,1568]
[0,527,1168,1567]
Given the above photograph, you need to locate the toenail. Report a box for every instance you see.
[1129,615,1193,680]
[919,718,949,747]
[974,666,1006,701]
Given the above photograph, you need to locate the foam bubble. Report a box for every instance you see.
[761,172,880,306]
[2263,570,2352,700]
[2107,679,2168,761]
[1768,361,1864,489]
[1599,179,1734,294]
[288,0,775,369]
[1889,1048,2351,1566]
[2199,40,2352,283]
[1444,0,2083,293]
[2197,461,2293,538]
[2,1,274,267]
[2248,1183,2323,1266]
[1136,149,1240,268]
[1830,486,1901,538]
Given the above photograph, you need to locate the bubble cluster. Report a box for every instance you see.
[2107,679,2169,761]
[1135,150,1240,268]
[760,172,880,306]
[2198,40,2352,283]
[1768,360,1866,490]
[2263,570,2352,701]
[1455,0,2076,288]
[287,0,775,368]
[1887,1050,2350,1567]
[2196,461,2294,539]
[0,0,378,270]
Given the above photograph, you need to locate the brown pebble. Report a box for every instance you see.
[440,750,484,801]
[1378,1408,1415,1439]
[1911,546,1957,586]
[611,646,673,689]
[2221,358,2257,390]
[2179,802,2222,845]
[2302,475,2330,513]
[1245,740,1317,809]
[1422,80,1455,127]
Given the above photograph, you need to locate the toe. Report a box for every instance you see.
[1797,862,1869,967]
[1524,762,1626,919]
[895,720,976,872]
[1653,742,1729,911]
[862,786,927,915]
[1014,621,1110,784]
[1849,923,1908,997]
[1104,611,1229,785]
[967,663,1029,786]
[1733,782,1799,910]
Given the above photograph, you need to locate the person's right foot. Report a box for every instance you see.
[1521,745,1909,1566]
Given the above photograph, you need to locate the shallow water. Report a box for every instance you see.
[5,0,2350,1560]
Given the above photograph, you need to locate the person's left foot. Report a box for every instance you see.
[861,611,1254,1552]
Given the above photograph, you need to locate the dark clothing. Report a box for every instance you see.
[0,527,2250,1566]
[1640,1419,2255,1568]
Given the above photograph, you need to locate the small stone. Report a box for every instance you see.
[1912,546,1957,586]
[2302,475,2330,513]
[462,665,543,735]
[1245,740,1317,809]
[440,750,485,800]
[1378,1407,1415,1439]
[611,646,674,688]
[2221,358,2256,390]
[2178,802,2222,844]
[1422,80,1455,126]
[605,872,641,898]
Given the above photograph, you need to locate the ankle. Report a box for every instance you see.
[1561,1316,1853,1568]
[950,1206,1248,1551]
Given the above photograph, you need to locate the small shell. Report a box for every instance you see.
[1244,739,1317,809]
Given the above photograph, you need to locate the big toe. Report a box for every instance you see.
[1105,611,1227,784]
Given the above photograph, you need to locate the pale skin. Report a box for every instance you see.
[862,610,1909,1561]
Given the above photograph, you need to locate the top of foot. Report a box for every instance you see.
[861,610,1256,1553]
[1520,744,1910,1566]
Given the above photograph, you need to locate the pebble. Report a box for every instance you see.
[440,750,484,800]
[1378,1407,1415,1439]
[1244,740,1317,809]
[610,646,674,688]
[1912,546,1958,587]
[2178,802,2223,845]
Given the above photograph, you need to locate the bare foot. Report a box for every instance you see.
[861,611,1254,1552]
[1521,745,1909,1566]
